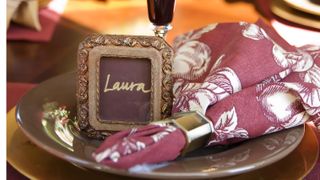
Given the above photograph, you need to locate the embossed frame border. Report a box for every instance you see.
[77,34,173,139]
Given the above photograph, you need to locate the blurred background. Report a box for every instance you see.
[7,0,320,83]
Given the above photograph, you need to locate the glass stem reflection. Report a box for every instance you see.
[151,24,172,38]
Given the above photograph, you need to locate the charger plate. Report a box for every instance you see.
[10,72,316,179]
[8,108,319,179]
[271,0,320,29]
[284,0,320,16]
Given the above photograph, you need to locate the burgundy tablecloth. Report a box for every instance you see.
[6,83,320,179]
[7,8,60,42]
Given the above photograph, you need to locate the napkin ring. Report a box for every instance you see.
[172,111,213,155]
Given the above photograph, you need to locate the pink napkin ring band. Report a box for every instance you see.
[172,111,213,155]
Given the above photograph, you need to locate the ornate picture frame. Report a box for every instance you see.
[77,34,173,139]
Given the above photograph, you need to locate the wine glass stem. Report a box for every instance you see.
[152,24,172,39]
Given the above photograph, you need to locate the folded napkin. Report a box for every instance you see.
[93,20,320,169]
[7,0,41,31]
[7,0,63,42]
[7,8,60,42]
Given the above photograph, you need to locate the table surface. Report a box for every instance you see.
[7,0,320,179]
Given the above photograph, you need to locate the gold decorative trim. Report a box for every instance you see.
[173,111,213,155]
[76,34,173,139]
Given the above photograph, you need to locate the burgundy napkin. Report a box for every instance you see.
[93,20,320,169]
[93,124,186,169]
[7,8,60,42]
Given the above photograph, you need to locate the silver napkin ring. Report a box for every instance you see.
[172,111,213,155]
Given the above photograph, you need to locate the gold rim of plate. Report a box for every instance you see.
[7,107,319,179]
[271,0,320,29]
[283,0,320,16]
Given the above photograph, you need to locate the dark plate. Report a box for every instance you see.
[15,72,305,179]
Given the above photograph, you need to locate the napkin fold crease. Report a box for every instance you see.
[93,20,320,169]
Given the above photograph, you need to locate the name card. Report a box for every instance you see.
[77,34,173,139]
[99,57,151,122]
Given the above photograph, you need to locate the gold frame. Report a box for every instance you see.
[77,34,173,139]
